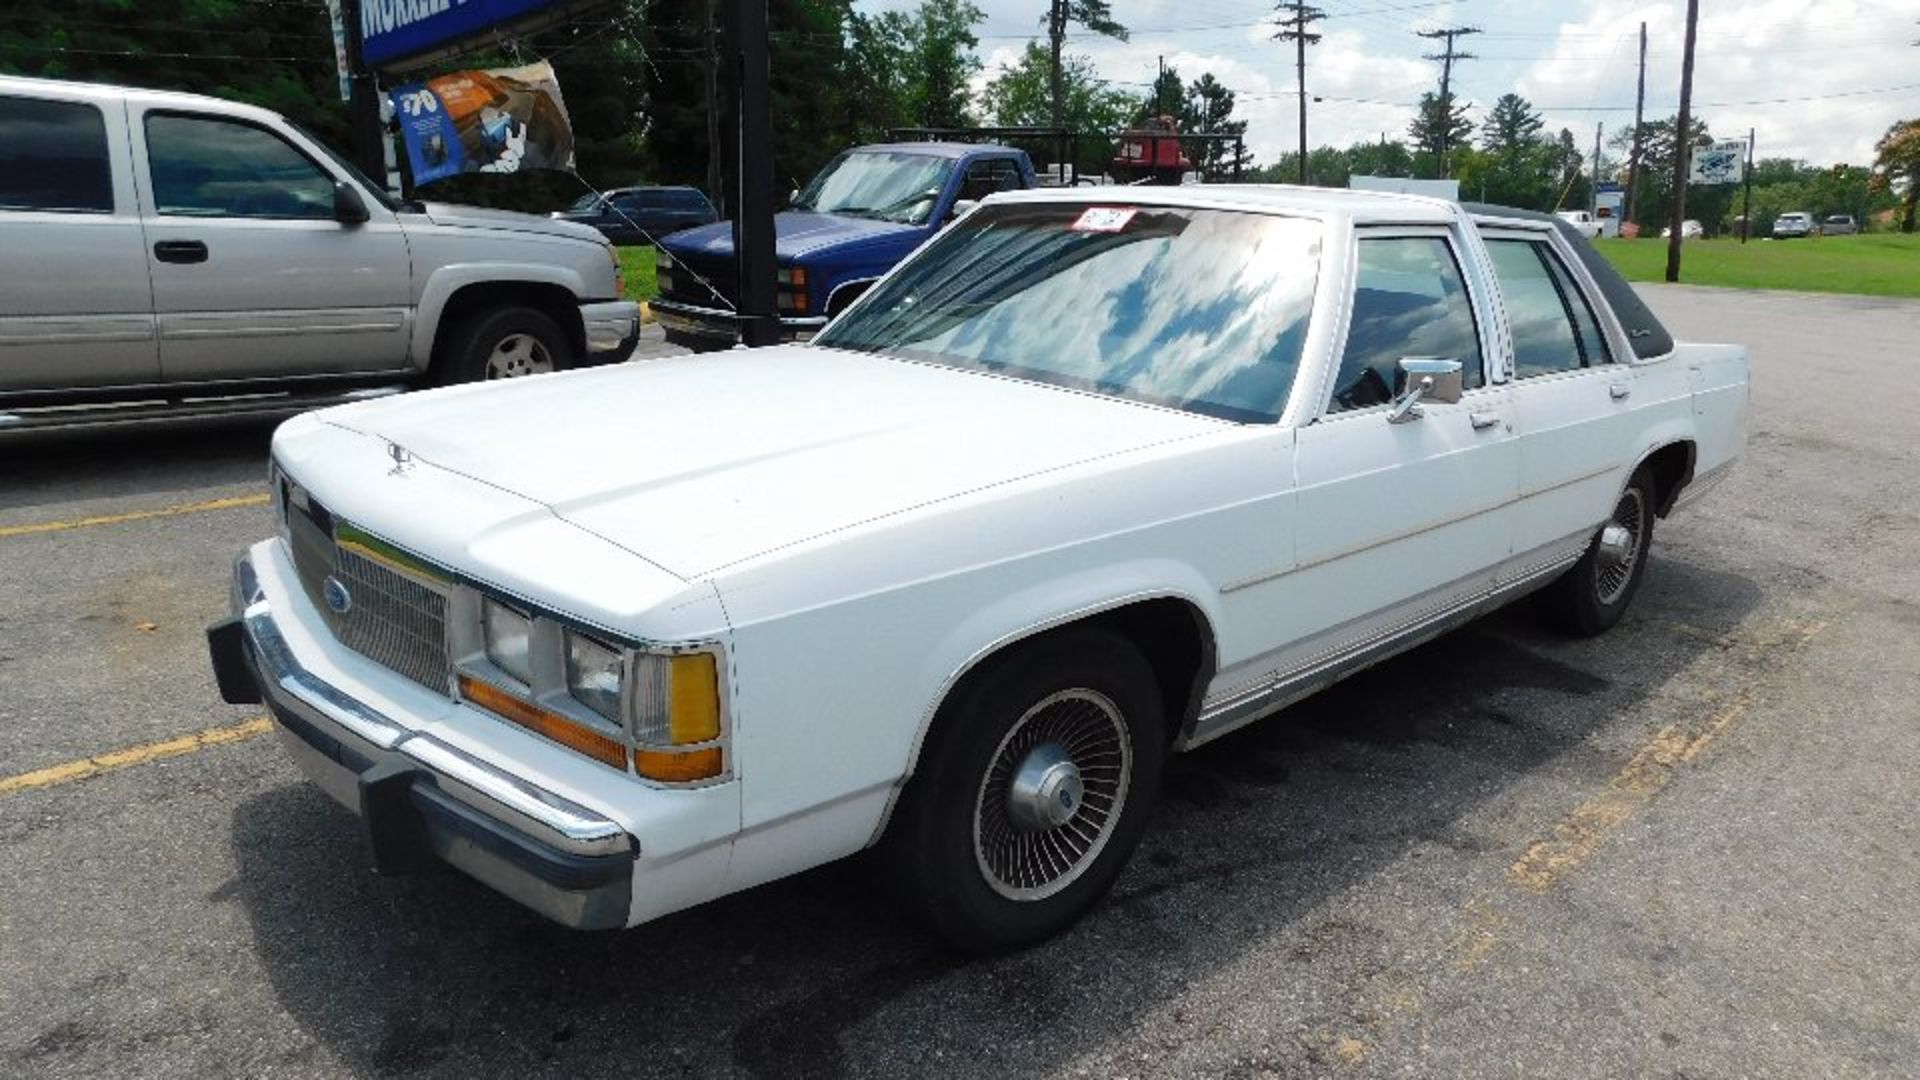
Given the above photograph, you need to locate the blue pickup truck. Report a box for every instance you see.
[652,142,1038,349]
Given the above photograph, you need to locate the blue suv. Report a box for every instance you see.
[653,143,1036,349]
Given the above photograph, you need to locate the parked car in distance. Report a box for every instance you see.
[1661,219,1704,239]
[210,187,1749,952]
[0,75,639,433]
[652,142,1038,349]
[1773,211,1816,238]
[1554,209,1604,239]
[551,186,718,244]
[1819,214,1859,236]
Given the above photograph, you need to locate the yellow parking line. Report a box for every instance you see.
[0,493,268,540]
[0,716,273,797]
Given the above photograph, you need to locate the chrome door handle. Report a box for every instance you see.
[1609,382,1631,400]
[1469,410,1501,430]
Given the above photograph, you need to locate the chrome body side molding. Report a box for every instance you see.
[1181,532,1592,750]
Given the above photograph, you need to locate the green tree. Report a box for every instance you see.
[1480,93,1543,157]
[1184,73,1249,177]
[1408,91,1472,178]
[907,0,984,127]
[980,41,1139,176]
[1871,118,1920,232]
[1043,0,1126,132]
[1346,137,1415,179]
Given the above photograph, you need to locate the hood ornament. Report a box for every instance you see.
[387,441,413,475]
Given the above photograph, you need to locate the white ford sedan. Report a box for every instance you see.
[209,186,1749,951]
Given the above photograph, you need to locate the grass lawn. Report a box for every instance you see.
[616,246,659,302]
[1592,232,1920,298]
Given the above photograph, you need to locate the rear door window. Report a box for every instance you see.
[1486,238,1613,377]
[0,96,114,213]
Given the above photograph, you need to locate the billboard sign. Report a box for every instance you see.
[359,0,568,69]
[390,62,574,184]
[1689,140,1748,185]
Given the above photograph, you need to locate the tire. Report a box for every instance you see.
[881,626,1165,953]
[436,305,570,385]
[1535,465,1657,637]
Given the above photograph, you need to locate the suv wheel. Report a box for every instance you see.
[882,627,1165,953]
[438,306,570,384]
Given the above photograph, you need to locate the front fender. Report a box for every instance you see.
[412,262,589,364]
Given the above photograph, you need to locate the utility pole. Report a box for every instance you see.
[1665,0,1700,282]
[1273,2,1324,185]
[1625,21,1647,236]
[1418,26,1479,180]
[704,0,722,214]
[1741,128,1756,244]
[1049,0,1068,131]
[1592,122,1603,216]
[1157,54,1167,114]
[728,0,777,345]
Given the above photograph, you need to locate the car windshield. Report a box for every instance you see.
[792,151,955,225]
[815,204,1322,423]
[566,192,605,212]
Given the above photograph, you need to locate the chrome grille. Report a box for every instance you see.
[281,483,451,696]
[332,546,451,693]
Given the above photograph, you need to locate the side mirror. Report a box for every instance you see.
[333,181,370,225]
[947,198,979,223]
[1387,357,1463,424]
[788,188,801,206]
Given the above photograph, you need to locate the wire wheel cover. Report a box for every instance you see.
[1596,487,1646,605]
[973,688,1132,901]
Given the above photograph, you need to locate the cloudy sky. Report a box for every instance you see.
[854,0,1920,169]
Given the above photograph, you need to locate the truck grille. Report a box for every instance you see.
[660,252,738,308]
[283,484,452,697]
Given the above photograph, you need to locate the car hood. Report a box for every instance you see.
[417,201,606,244]
[316,346,1221,579]
[662,211,919,261]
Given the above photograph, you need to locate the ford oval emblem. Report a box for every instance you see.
[322,575,353,615]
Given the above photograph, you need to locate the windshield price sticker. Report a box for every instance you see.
[1071,207,1137,233]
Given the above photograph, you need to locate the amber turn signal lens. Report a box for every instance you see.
[668,652,722,744]
[633,746,724,783]
[459,675,628,770]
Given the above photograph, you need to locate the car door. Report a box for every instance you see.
[0,91,159,392]
[131,108,411,382]
[1482,228,1644,559]
[1280,229,1519,669]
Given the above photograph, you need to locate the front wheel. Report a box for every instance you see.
[1535,465,1656,636]
[882,627,1165,953]
[436,305,570,385]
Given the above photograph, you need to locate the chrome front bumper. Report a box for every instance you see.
[650,299,827,343]
[579,299,643,356]
[208,553,639,929]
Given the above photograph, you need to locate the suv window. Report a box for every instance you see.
[1487,239,1612,377]
[146,113,335,220]
[1328,236,1484,413]
[666,190,712,212]
[0,96,113,213]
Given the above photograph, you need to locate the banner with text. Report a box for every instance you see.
[389,62,574,185]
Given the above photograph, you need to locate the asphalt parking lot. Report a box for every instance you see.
[3,290,1917,1079]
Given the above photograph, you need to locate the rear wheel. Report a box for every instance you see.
[1535,466,1656,636]
[883,627,1164,953]
[437,305,570,385]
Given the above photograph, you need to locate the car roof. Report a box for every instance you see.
[603,186,707,196]
[0,73,285,126]
[853,142,1022,160]
[988,182,1461,225]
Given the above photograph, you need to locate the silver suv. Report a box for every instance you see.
[0,76,640,431]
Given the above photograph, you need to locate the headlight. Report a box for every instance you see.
[564,629,624,723]
[655,248,674,270]
[453,587,727,783]
[482,599,533,685]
